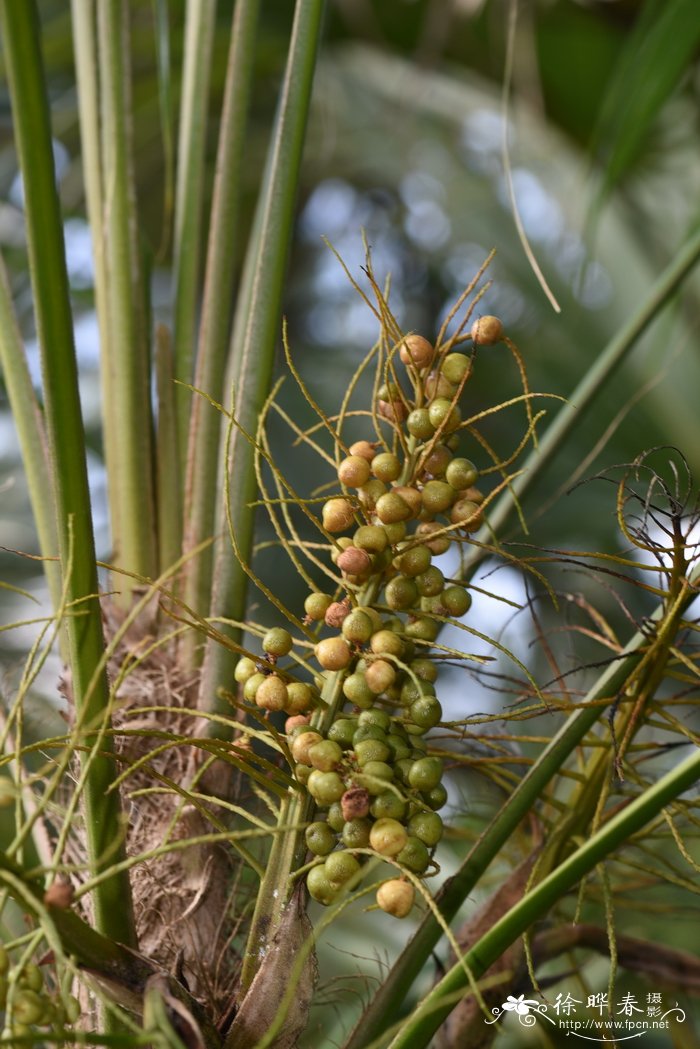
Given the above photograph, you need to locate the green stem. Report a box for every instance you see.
[70,0,123,567]
[387,745,700,1049]
[171,0,217,479]
[98,0,158,585]
[182,0,261,630]
[199,0,326,716]
[0,258,60,612]
[0,0,136,947]
[343,561,700,1049]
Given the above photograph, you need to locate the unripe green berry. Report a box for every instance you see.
[381,520,407,544]
[358,708,392,732]
[441,585,472,617]
[410,695,443,730]
[12,988,44,1025]
[375,491,411,524]
[308,739,343,771]
[341,609,375,644]
[421,480,455,515]
[234,656,258,684]
[304,592,333,621]
[306,821,337,856]
[397,835,430,873]
[262,627,293,658]
[353,524,388,553]
[371,790,407,821]
[343,672,375,708]
[371,452,401,483]
[445,457,479,490]
[307,864,337,905]
[428,398,461,433]
[415,565,445,597]
[342,817,372,848]
[405,617,440,642]
[407,408,435,439]
[408,756,443,791]
[415,521,451,555]
[325,850,361,888]
[396,544,432,578]
[358,479,387,511]
[440,352,470,385]
[285,681,315,715]
[327,718,357,748]
[422,783,448,810]
[385,575,419,611]
[354,738,391,765]
[243,672,266,703]
[307,769,346,806]
[408,810,444,846]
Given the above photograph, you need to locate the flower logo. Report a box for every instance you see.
[502,994,540,1016]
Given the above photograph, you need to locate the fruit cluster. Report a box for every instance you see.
[0,948,80,1039]
[238,317,503,917]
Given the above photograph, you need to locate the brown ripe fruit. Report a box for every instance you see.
[349,440,377,462]
[325,598,352,628]
[44,879,74,909]
[322,498,355,533]
[255,674,288,711]
[365,659,396,694]
[291,730,323,764]
[285,714,310,734]
[337,545,372,576]
[378,399,408,424]
[450,498,484,532]
[392,485,422,518]
[338,455,372,488]
[377,878,415,918]
[315,636,352,671]
[341,786,371,821]
[471,314,504,346]
[399,333,435,370]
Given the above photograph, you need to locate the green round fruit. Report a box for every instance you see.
[396,545,432,578]
[327,802,346,832]
[408,756,443,791]
[450,499,483,532]
[428,399,461,433]
[341,609,375,645]
[262,627,293,658]
[307,770,346,806]
[342,817,372,848]
[408,811,444,847]
[440,352,470,385]
[421,481,454,515]
[441,585,472,617]
[305,821,337,856]
[422,783,448,810]
[353,524,389,553]
[371,452,401,483]
[354,738,391,766]
[308,739,343,771]
[375,491,412,524]
[357,708,392,733]
[397,835,431,874]
[445,457,478,490]
[385,575,419,611]
[243,672,266,703]
[371,790,407,821]
[325,850,361,888]
[343,673,375,709]
[327,718,357,749]
[369,629,404,658]
[407,408,435,439]
[304,592,333,621]
[234,656,258,684]
[285,681,315,715]
[410,695,443,730]
[307,864,337,905]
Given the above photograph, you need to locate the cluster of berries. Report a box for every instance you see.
[0,948,80,1039]
[237,316,504,917]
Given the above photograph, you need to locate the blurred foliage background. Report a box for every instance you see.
[0,2,699,1046]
